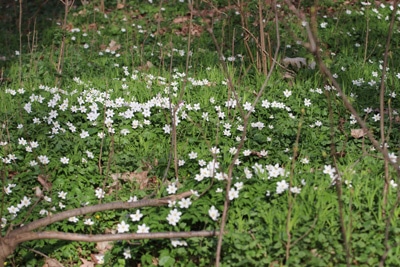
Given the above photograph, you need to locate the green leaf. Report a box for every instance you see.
[159,255,175,266]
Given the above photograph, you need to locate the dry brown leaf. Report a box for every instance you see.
[34,186,43,198]
[152,257,159,265]
[65,23,74,32]
[137,61,154,71]
[131,171,149,189]
[108,40,121,51]
[351,128,367,139]
[80,258,94,267]
[283,72,295,79]
[111,171,149,189]
[43,258,64,267]
[88,23,97,31]
[78,9,87,16]
[96,241,113,254]
[173,16,189,24]
[37,174,52,191]
[174,24,203,37]
[116,3,125,9]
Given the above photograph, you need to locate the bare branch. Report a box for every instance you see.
[11,191,192,235]
[12,230,219,244]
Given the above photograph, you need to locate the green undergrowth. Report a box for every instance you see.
[1,1,400,266]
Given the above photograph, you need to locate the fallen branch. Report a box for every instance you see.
[0,191,212,267]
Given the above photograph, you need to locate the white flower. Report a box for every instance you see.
[86,150,94,159]
[188,151,198,159]
[121,129,130,135]
[117,220,130,233]
[60,157,69,164]
[128,196,138,202]
[210,146,220,154]
[208,206,220,221]
[68,216,79,223]
[163,124,171,134]
[94,254,104,264]
[215,172,227,181]
[95,188,105,199]
[234,182,244,190]
[1,218,7,228]
[178,198,192,209]
[137,223,150,233]
[301,157,310,164]
[304,99,311,107]
[243,102,254,111]
[168,200,176,207]
[267,164,285,178]
[372,114,380,122]
[84,219,94,226]
[171,239,188,247]
[323,165,336,176]
[283,90,292,97]
[4,186,12,195]
[20,196,31,207]
[87,112,99,121]
[130,210,143,222]
[80,130,89,138]
[276,180,289,194]
[167,183,177,194]
[243,150,251,156]
[388,152,397,163]
[38,155,50,165]
[290,187,301,194]
[167,208,182,226]
[8,206,19,214]
[244,167,253,179]
[18,138,27,146]
[98,132,105,138]
[229,147,238,155]
[39,209,48,216]
[58,191,67,199]
[228,188,239,200]
[123,248,132,259]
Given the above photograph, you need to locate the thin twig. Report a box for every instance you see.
[208,2,280,264]
[379,0,398,220]
[18,0,23,84]
[285,109,304,262]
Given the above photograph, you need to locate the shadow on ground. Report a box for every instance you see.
[0,0,65,81]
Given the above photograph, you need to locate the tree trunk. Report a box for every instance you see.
[0,238,16,267]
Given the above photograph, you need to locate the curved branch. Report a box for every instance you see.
[11,191,192,235]
[12,230,219,243]
[283,0,400,174]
